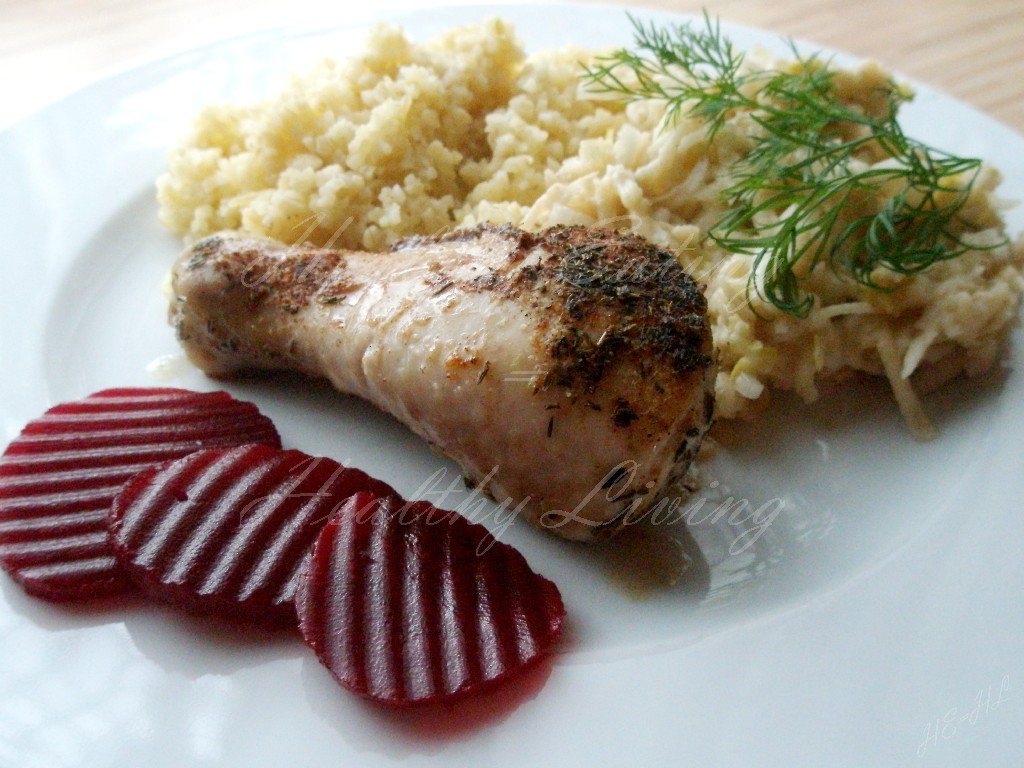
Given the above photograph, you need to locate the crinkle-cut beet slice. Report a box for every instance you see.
[0,388,281,601]
[296,492,565,707]
[108,444,394,626]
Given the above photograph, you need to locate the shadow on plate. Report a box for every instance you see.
[300,646,557,757]
[0,571,148,631]
[118,601,306,678]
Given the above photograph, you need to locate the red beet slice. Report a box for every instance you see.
[296,492,565,706]
[108,444,394,625]
[0,388,281,601]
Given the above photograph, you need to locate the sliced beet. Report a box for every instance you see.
[296,492,565,706]
[108,444,393,625]
[0,388,281,601]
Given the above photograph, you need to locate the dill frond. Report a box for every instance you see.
[582,13,999,317]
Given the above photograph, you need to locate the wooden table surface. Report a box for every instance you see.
[2,0,1022,132]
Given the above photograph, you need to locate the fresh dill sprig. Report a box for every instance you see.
[582,13,995,317]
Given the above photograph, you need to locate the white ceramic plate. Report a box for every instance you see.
[1,4,1022,766]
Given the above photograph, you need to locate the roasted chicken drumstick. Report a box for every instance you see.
[169,224,715,541]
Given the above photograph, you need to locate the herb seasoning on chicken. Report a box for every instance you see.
[169,224,715,541]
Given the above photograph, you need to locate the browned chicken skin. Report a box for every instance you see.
[169,224,715,541]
